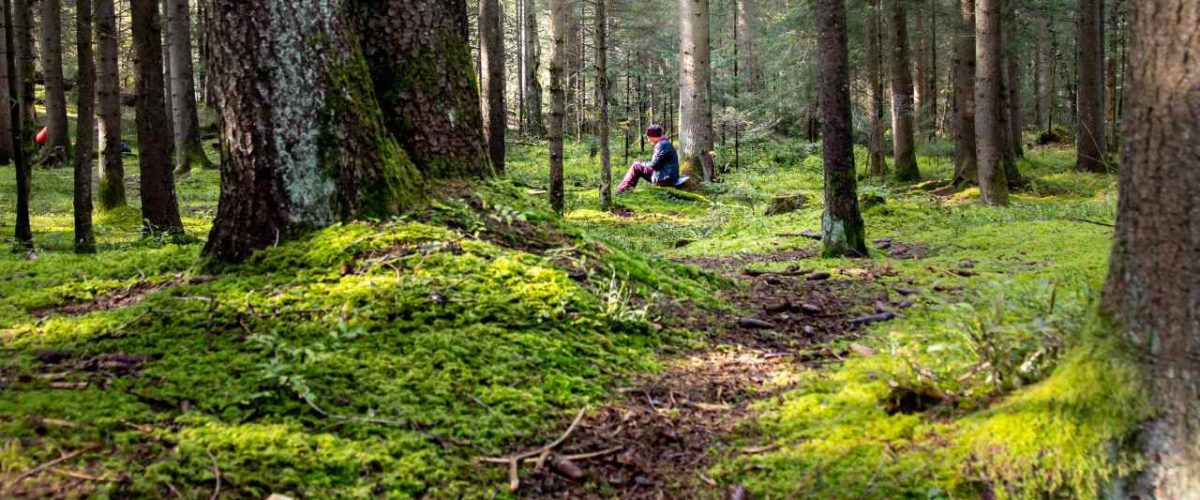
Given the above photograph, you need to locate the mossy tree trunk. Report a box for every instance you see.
[131,0,184,235]
[346,0,490,180]
[166,0,211,176]
[5,0,32,249]
[73,0,95,254]
[818,0,866,258]
[866,0,888,178]
[679,0,715,184]
[40,0,70,165]
[203,0,423,263]
[479,0,505,174]
[1103,0,1199,494]
[1075,0,1105,172]
[889,0,920,181]
[953,0,978,186]
[0,3,12,166]
[547,0,567,212]
[974,0,1009,205]
[96,0,125,210]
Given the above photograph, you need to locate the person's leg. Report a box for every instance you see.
[617,162,653,194]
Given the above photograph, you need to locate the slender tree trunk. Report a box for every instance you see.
[679,0,715,184]
[12,0,31,129]
[348,0,489,179]
[522,0,544,137]
[890,0,919,181]
[1075,0,1105,171]
[596,0,611,209]
[1000,0,1023,185]
[928,0,939,140]
[131,0,183,235]
[1033,4,1050,131]
[735,0,761,91]
[547,0,566,212]
[479,0,505,173]
[73,0,95,253]
[975,0,1008,205]
[953,0,977,185]
[914,2,931,136]
[866,0,887,178]
[818,0,866,257]
[0,0,13,165]
[166,0,210,175]
[160,1,175,167]
[40,0,69,164]
[95,0,124,210]
[5,0,31,248]
[1103,2,1199,497]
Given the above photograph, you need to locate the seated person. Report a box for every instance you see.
[616,125,679,195]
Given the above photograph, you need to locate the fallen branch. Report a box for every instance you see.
[476,408,589,492]
[848,311,898,326]
[4,444,99,489]
[1065,216,1115,228]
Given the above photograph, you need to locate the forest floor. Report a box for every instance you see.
[0,136,1149,498]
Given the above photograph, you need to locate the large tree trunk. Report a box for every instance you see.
[818,0,866,258]
[974,0,1008,205]
[5,0,31,248]
[166,0,210,175]
[735,0,762,91]
[348,0,489,179]
[40,0,69,164]
[73,0,95,253]
[547,0,566,212]
[889,0,919,181]
[953,0,977,186]
[479,0,504,174]
[95,0,124,210]
[679,0,715,184]
[131,0,183,235]
[866,0,887,178]
[522,0,545,137]
[1103,1,1199,495]
[1074,0,1105,171]
[596,0,611,209]
[203,0,424,263]
[0,0,13,165]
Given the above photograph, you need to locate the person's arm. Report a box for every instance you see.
[644,142,668,171]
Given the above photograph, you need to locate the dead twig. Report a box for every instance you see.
[206,450,221,500]
[4,444,99,489]
[476,408,589,491]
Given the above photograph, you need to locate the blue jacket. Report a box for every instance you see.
[645,139,680,185]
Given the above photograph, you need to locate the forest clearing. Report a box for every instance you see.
[0,0,1195,498]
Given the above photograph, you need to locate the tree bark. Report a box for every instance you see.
[547,0,566,212]
[166,0,210,175]
[131,0,183,235]
[735,0,761,92]
[522,0,545,137]
[12,0,32,129]
[889,0,919,181]
[1003,0,1022,159]
[479,0,504,174]
[203,0,424,263]
[596,0,611,210]
[818,0,866,258]
[0,0,13,164]
[974,0,1008,205]
[40,0,69,164]
[914,1,931,136]
[347,0,490,179]
[1103,1,1199,495]
[1075,0,1105,171]
[866,0,887,178]
[73,0,95,253]
[953,0,977,185]
[95,0,124,210]
[1033,3,1050,131]
[160,0,175,166]
[5,0,31,248]
[679,0,715,184]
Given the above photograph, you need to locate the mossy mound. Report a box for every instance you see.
[0,181,720,498]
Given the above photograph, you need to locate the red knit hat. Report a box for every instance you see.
[645,125,664,138]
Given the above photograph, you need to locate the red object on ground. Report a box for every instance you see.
[35,127,48,145]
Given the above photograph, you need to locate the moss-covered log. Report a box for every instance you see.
[347,0,491,179]
[203,0,422,263]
